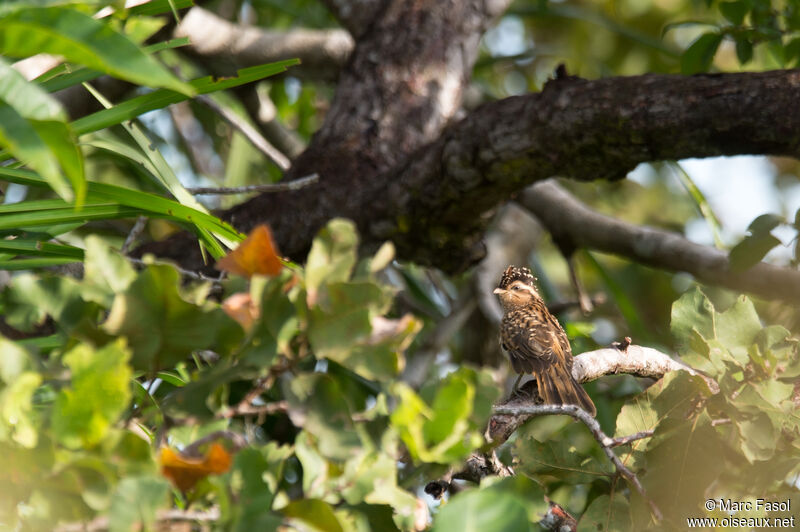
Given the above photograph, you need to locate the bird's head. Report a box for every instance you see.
[493,265,541,311]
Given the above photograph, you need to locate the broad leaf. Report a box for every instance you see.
[431,488,530,532]
[108,476,170,532]
[103,264,231,372]
[0,6,193,95]
[681,32,723,74]
[51,340,132,449]
[305,219,359,305]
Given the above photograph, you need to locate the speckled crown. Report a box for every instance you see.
[498,265,537,289]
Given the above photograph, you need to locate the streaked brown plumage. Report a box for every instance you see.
[494,265,596,416]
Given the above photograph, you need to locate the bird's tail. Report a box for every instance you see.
[536,365,597,417]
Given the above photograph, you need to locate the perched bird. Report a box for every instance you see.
[494,265,596,416]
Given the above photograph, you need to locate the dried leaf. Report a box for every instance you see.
[159,442,232,492]
[222,292,260,331]
[216,224,283,278]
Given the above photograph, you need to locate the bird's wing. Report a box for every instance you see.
[502,308,573,374]
[503,318,557,374]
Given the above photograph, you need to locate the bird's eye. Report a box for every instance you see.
[512,285,521,291]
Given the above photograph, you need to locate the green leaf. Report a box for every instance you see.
[285,374,362,460]
[715,295,762,363]
[308,281,408,380]
[719,1,749,25]
[735,36,754,64]
[308,282,389,349]
[107,476,170,532]
[734,413,778,462]
[391,369,490,464]
[579,495,633,532]
[0,167,243,259]
[670,287,716,352]
[305,219,359,304]
[515,433,612,484]
[0,371,42,448]
[80,81,208,224]
[479,476,548,524]
[1,273,91,332]
[71,60,298,136]
[640,410,723,522]
[431,488,530,532]
[103,264,230,372]
[681,32,723,74]
[729,232,781,272]
[785,37,800,67]
[81,236,137,306]
[747,213,784,234]
[129,0,194,16]
[240,273,299,368]
[283,499,345,532]
[0,337,34,382]
[0,6,194,95]
[51,340,132,449]
[0,59,83,203]
[230,444,291,530]
[39,38,192,94]
[0,238,83,259]
[0,103,74,201]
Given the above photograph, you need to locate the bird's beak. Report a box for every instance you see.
[493,288,504,295]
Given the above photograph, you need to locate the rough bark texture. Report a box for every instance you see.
[380,69,800,270]
[139,0,511,269]
[523,180,800,303]
[140,1,800,276]
[175,7,354,81]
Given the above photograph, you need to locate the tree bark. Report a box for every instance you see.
[140,1,800,276]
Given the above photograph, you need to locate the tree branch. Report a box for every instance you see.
[144,68,800,275]
[521,180,800,303]
[195,94,291,171]
[492,403,663,521]
[374,69,800,270]
[186,173,319,195]
[320,0,385,37]
[487,343,717,446]
[431,342,710,526]
[174,7,354,81]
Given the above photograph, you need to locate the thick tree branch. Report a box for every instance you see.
[487,343,716,446]
[376,69,800,270]
[320,0,385,37]
[174,7,354,81]
[144,68,800,275]
[521,180,800,303]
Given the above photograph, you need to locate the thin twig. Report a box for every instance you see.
[127,257,224,284]
[56,508,221,531]
[196,94,291,171]
[493,403,663,521]
[182,430,247,456]
[221,400,288,419]
[186,173,319,195]
[608,429,655,447]
[567,254,593,314]
[547,293,606,315]
[121,216,148,255]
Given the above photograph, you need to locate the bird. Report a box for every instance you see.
[494,265,596,416]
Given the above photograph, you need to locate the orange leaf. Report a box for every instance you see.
[216,224,283,278]
[222,292,260,331]
[159,442,232,492]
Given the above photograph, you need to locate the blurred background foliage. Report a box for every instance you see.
[0,0,799,530]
